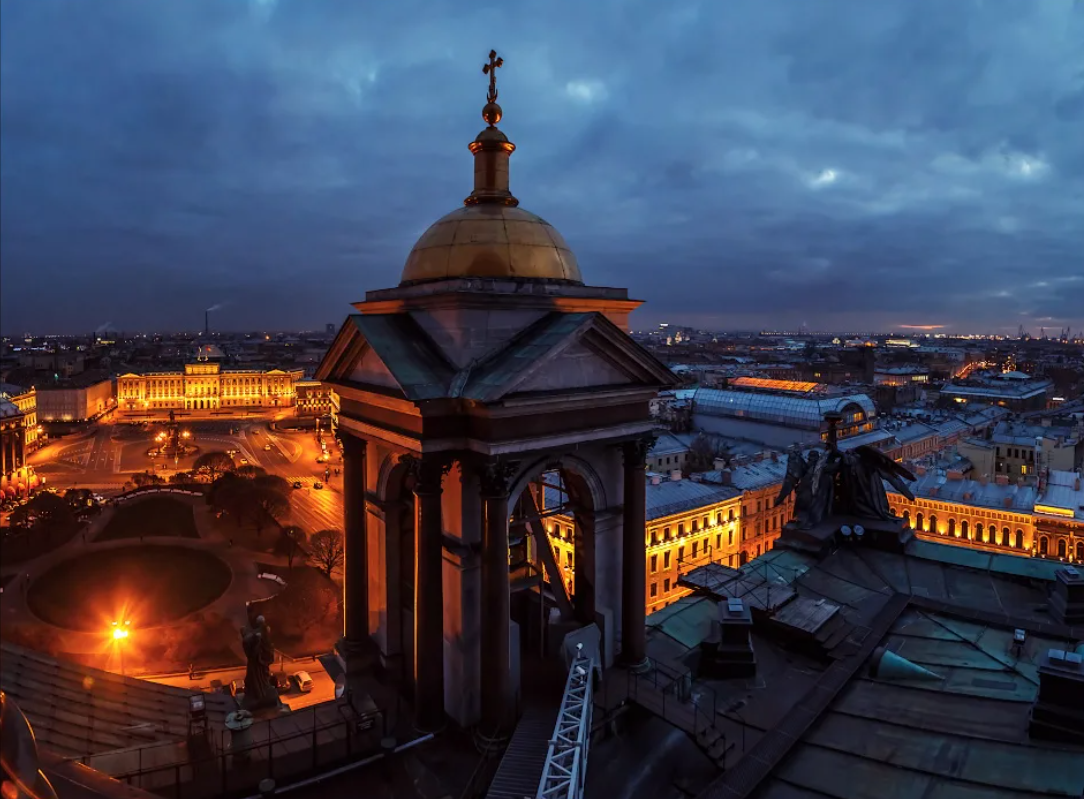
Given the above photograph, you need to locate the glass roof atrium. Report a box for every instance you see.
[693,389,876,431]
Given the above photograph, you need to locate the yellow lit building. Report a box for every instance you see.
[0,385,39,451]
[117,363,303,416]
[295,380,335,417]
[547,475,744,614]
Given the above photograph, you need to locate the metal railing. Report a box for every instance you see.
[537,650,594,799]
[602,658,719,741]
[74,705,386,799]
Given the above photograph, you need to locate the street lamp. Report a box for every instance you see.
[111,620,131,676]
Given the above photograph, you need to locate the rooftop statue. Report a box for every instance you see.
[776,411,916,529]
[775,446,839,529]
[836,445,916,520]
[240,613,278,711]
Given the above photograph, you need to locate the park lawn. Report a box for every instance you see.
[27,545,232,631]
[97,496,199,541]
[254,563,342,657]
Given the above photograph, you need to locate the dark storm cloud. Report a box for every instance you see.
[2,0,1082,334]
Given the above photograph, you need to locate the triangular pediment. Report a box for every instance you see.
[315,314,455,400]
[512,339,635,393]
[458,312,675,402]
[316,311,675,404]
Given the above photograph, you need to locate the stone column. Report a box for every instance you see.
[341,435,369,651]
[477,460,519,743]
[411,456,450,733]
[621,437,653,671]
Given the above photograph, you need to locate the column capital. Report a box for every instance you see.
[477,460,520,498]
[341,433,367,458]
[621,434,656,467]
[400,453,452,495]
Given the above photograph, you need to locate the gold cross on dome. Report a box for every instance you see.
[483,50,503,104]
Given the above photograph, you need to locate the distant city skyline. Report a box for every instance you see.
[2,0,1083,335]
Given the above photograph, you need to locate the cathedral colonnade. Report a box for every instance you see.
[337,431,654,733]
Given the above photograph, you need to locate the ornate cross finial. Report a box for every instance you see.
[483,49,503,104]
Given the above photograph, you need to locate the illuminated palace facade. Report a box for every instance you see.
[117,362,303,415]
[888,467,1084,563]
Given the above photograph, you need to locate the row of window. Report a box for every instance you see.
[903,510,1028,549]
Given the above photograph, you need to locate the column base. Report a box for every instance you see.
[623,656,652,675]
[412,713,447,737]
[472,726,510,755]
[336,636,377,676]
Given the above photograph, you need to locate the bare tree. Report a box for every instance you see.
[193,451,235,483]
[309,528,345,577]
[276,525,308,571]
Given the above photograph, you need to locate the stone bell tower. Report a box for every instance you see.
[316,50,674,736]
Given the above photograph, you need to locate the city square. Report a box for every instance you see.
[2,5,1084,799]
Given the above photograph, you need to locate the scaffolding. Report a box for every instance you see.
[536,646,594,799]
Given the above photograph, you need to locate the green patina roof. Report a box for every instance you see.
[348,314,456,401]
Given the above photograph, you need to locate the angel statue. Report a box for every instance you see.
[835,446,916,521]
[775,445,840,529]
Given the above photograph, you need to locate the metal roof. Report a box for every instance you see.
[693,388,875,431]
[645,478,740,521]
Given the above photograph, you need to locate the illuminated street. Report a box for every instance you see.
[26,416,344,537]
[147,661,337,711]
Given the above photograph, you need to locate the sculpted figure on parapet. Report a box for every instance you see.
[776,415,916,529]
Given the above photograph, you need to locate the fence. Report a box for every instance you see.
[75,704,386,799]
[598,657,719,742]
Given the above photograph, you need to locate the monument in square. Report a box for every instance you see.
[316,51,675,739]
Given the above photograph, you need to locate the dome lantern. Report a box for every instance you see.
[399,50,583,287]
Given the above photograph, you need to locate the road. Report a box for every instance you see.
[26,416,344,534]
[147,660,337,711]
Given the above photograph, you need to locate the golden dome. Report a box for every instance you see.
[401,204,582,285]
[398,49,583,287]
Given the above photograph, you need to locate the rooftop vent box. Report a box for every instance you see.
[1029,648,1084,744]
[1049,566,1084,627]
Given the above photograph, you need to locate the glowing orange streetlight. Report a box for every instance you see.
[111,620,131,675]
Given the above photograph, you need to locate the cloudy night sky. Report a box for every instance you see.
[2,0,1082,336]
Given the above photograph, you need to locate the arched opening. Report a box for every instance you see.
[1057,538,1067,558]
[1076,541,1084,562]
[916,512,924,531]
[948,518,956,537]
[1015,529,1024,549]
[902,510,911,527]
[961,520,969,539]
[929,515,938,534]
[1039,535,1048,555]
[1002,527,1010,547]
[507,457,607,640]
[976,523,984,542]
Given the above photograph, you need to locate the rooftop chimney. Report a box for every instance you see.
[720,469,732,486]
[1029,645,1084,744]
[670,470,682,482]
[1003,496,1013,508]
[699,598,756,679]
[995,474,1009,486]
[650,475,661,487]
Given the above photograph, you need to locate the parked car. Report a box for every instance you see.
[313,482,323,490]
[209,679,226,695]
[230,679,245,697]
[291,671,314,694]
[274,672,292,693]
[292,481,302,490]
